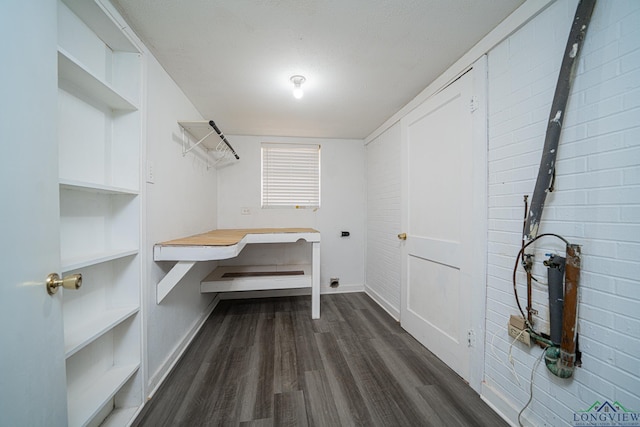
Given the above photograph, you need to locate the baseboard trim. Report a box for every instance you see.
[364,285,400,321]
[322,283,364,294]
[481,381,521,427]
[146,294,220,400]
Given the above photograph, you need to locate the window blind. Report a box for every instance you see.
[261,143,321,208]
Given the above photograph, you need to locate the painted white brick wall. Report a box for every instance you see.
[484,0,640,425]
[365,122,402,318]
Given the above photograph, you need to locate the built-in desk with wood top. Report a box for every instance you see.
[153,228,321,318]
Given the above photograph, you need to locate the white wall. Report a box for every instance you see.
[365,123,402,319]
[484,0,640,425]
[144,54,218,394]
[216,135,366,292]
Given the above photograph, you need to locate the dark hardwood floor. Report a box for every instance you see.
[134,293,507,427]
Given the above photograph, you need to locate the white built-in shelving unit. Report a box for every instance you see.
[57,0,143,425]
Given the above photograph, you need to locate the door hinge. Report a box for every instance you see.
[469,96,479,113]
[467,329,475,347]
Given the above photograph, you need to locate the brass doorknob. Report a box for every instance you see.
[46,273,82,295]
[397,233,407,240]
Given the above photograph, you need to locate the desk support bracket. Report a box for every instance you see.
[157,261,197,304]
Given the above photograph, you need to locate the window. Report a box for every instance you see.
[261,143,321,208]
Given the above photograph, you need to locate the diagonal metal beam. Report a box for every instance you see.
[524,0,597,240]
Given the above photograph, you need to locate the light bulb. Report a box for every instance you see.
[290,75,306,99]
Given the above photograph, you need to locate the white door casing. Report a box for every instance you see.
[0,1,68,425]
[400,57,487,391]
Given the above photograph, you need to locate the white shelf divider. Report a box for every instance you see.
[62,248,138,273]
[101,407,140,427]
[67,363,139,427]
[58,48,137,111]
[60,179,139,196]
[61,0,138,52]
[64,306,139,358]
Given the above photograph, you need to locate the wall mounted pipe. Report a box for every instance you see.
[544,244,581,378]
[521,196,536,326]
[545,254,566,345]
[560,244,581,368]
[524,0,596,240]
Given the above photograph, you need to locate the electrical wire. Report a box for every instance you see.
[507,330,527,387]
[490,329,522,387]
[518,349,546,427]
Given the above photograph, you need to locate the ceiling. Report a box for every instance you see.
[113,0,525,139]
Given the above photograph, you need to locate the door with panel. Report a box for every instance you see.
[400,69,479,382]
[0,1,68,425]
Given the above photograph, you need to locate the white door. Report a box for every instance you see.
[0,2,68,425]
[400,70,477,381]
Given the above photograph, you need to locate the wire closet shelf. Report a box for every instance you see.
[178,120,239,168]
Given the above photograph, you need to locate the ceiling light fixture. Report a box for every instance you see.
[290,75,306,99]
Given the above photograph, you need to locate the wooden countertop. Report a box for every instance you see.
[159,228,320,247]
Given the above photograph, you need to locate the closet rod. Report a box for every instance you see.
[209,120,240,159]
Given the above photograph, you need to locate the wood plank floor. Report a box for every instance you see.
[134,293,508,427]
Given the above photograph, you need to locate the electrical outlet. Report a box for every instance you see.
[241,207,250,215]
[508,323,531,346]
[509,314,527,330]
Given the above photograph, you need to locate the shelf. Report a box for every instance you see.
[60,179,139,196]
[61,0,138,53]
[59,188,140,267]
[176,121,239,168]
[64,306,139,358]
[178,121,222,151]
[67,363,139,427]
[62,248,138,272]
[101,406,140,427]
[58,48,137,111]
[201,264,312,293]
